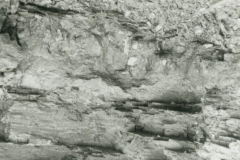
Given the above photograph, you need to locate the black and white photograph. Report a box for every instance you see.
[0,0,239,159]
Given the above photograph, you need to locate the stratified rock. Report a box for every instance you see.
[0,143,73,160]
[0,0,239,159]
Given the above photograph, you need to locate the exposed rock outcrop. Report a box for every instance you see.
[0,0,239,159]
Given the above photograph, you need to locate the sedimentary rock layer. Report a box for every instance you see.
[0,0,239,159]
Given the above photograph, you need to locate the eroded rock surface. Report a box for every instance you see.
[0,0,239,159]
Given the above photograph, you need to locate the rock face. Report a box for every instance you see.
[0,0,239,159]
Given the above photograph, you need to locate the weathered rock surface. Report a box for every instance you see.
[0,143,74,160]
[0,0,239,159]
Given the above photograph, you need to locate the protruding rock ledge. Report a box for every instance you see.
[113,101,202,113]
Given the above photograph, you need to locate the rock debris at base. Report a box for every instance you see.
[0,0,240,159]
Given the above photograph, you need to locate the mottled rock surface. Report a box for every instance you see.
[0,0,239,159]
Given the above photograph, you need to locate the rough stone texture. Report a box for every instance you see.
[0,0,239,159]
[0,143,74,160]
